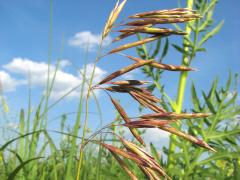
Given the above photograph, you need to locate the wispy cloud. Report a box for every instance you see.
[0,70,23,92]
[2,58,107,99]
[68,31,112,51]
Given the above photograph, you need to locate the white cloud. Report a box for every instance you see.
[2,58,107,99]
[69,31,112,51]
[143,128,170,144]
[0,70,22,92]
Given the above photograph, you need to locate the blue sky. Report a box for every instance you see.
[0,0,239,143]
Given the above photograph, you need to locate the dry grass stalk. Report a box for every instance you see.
[109,36,160,54]
[159,126,216,152]
[102,0,127,39]
[126,55,194,71]
[110,151,138,180]
[109,95,145,145]
[98,60,154,85]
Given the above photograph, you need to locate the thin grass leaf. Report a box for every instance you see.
[7,157,43,180]
[198,20,224,47]
[0,130,43,151]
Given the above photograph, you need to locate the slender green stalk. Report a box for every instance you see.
[65,44,88,180]
[76,40,104,180]
[44,0,53,125]
[167,0,193,168]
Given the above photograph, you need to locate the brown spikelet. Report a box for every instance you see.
[109,36,160,54]
[103,85,161,103]
[102,0,127,39]
[129,91,165,113]
[100,143,150,166]
[129,8,199,18]
[159,126,217,152]
[110,151,138,180]
[125,18,196,26]
[109,96,145,145]
[140,112,211,120]
[131,14,201,19]
[139,166,161,180]
[123,119,173,128]
[98,60,154,85]
[106,80,148,86]
[133,90,160,103]
[119,26,187,36]
[112,32,135,42]
[112,24,153,42]
[120,139,171,179]
[127,55,194,71]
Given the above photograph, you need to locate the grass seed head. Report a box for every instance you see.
[102,0,127,39]
[98,60,154,85]
[109,36,160,54]
[109,96,145,145]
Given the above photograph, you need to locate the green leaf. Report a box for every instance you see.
[208,78,218,100]
[197,152,239,165]
[233,159,240,179]
[0,130,43,151]
[223,92,237,109]
[191,82,201,111]
[172,44,189,55]
[160,38,169,61]
[202,91,216,114]
[150,143,161,164]
[198,20,224,47]
[7,157,43,180]
[151,38,161,58]
[210,129,240,139]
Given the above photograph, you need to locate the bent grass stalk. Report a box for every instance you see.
[76,41,104,180]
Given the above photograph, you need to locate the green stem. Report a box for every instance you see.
[167,0,193,169]
[76,41,104,180]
